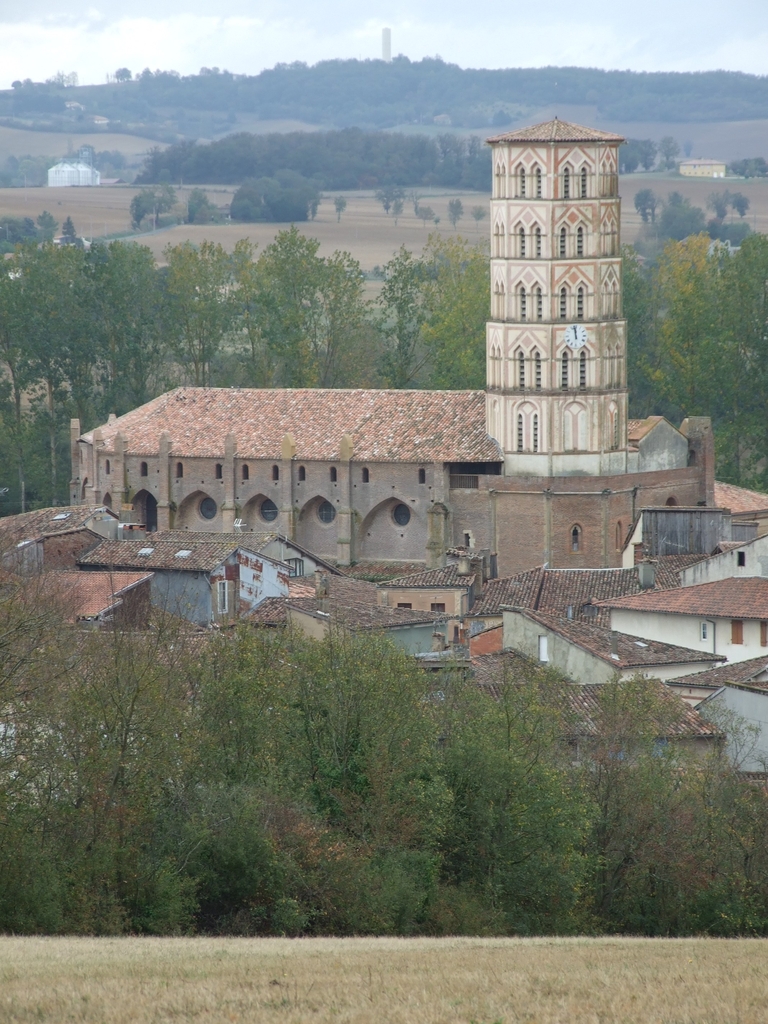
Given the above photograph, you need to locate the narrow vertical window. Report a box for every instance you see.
[215,463,223,479]
[577,286,584,319]
[361,467,370,482]
[536,286,543,321]
[298,465,306,481]
[518,350,526,388]
[105,459,110,475]
[559,226,567,258]
[563,167,570,199]
[535,226,542,257]
[577,226,584,256]
[519,226,526,258]
[535,350,542,389]
[517,413,524,451]
[761,621,768,647]
[519,285,527,321]
[242,464,250,481]
[520,167,526,197]
[176,462,183,478]
[616,521,622,551]
[140,461,148,477]
[330,466,337,482]
[561,351,569,388]
[418,468,426,484]
[536,167,542,197]
[571,525,581,552]
[579,349,587,388]
[731,619,744,645]
[581,166,587,198]
[532,413,539,452]
[559,286,567,319]
[614,410,620,449]
[272,464,279,481]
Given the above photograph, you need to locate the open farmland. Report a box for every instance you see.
[2,173,768,272]
[0,125,163,165]
[0,935,766,1024]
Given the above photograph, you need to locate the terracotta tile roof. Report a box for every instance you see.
[518,609,724,670]
[715,481,768,514]
[246,578,315,626]
[598,576,768,619]
[471,653,717,739]
[469,560,700,627]
[46,569,152,620]
[0,505,114,542]
[670,655,768,691]
[78,537,253,573]
[385,563,476,588]
[288,574,437,631]
[469,568,545,617]
[487,119,624,144]
[627,416,664,443]
[339,561,426,582]
[151,529,279,548]
[83,387,502,464]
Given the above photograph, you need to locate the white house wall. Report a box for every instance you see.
[610,608,767,664]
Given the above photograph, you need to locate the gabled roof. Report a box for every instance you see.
[287,574,437,631]
[715,480,768,514]
[82,387,502,464]
[487,118,624,144]
[0,505,115,542]
[471,654,718,739]
[46,569,152,620]
[469,562,692,628]
[597,576,768,619]
[671,654,768,691]
[627,416,667,443]
[516,608,724,670]
[78,538,260,573]
[384,563,476,588]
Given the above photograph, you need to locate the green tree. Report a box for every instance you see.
[130,185,176,229]
[187,188,215,224]
[61,216,76,242]
[470,205,486,231]
[416,205,435,228]
[659,136,680,169]
[377,246,429,388]
[634,188,658,223]
[391,197,404,225]
[731,192,750,218]
[35,211,58,241]
[334,196,347,222]
[163,240,234,386]
[707,190,732,223]
[659,192,706,240]
[447,198,463,229]
[375,186,405,215]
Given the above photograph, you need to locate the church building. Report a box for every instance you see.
[71,120,713,576]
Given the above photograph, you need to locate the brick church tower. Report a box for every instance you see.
[485,119,629,477]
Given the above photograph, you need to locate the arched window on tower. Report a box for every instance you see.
[534,350,542,389]
[532,413,539,452]
[518,350,526,388]
[535,286,543,321]
[560,286,567,319]
[489,343,502,388]
[519,226,526,258]
[272,464,279,481]
[493,280,506,319]
[559,226,567,258]
[495,163,506,198]
[577,286,584,320]
[535,226,542,258]
[517,413,524,452]
[571,524,582,552]
[563,167,570,199]
[577,226,584,257]
[561,350,569,388]
[494,221,505,257]
[536,167,542,197]
[519,166,526,197]
[579,349,587,388]
[581,166,588,198]
[519,285,527,321]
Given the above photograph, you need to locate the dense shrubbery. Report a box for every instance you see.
[137,130,490,190]
[2,591,768,938]
[230,172,320,222]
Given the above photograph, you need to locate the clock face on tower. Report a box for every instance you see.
[564,324,588,350]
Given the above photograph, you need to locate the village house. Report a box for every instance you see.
[46,569,153,627]
[0,505,117,574]
[78,536,290,626]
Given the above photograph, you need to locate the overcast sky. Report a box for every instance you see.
[1,0,767,89]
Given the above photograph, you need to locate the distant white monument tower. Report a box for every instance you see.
[382,27,392,62]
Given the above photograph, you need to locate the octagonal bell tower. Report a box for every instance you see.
[485,118,629,477]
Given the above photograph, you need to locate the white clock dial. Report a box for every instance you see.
[564,324,588,350]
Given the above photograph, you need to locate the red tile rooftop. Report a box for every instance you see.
[487,118,624,144]
[82,387,502,464]
[714,480,768,514]
[597,576,768,619]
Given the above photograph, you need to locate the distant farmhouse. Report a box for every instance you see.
[48,161,101,187]
[679,158,727,178]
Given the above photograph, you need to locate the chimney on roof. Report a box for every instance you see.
[638,561,656,590]
[431,630,446,652]
[457,554,472,576]
[610,631,620,660]
[314,569,329,600]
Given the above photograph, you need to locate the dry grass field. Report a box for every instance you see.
[0,935,766,1024]
[0,125,163,164]
[2,172,768,274]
